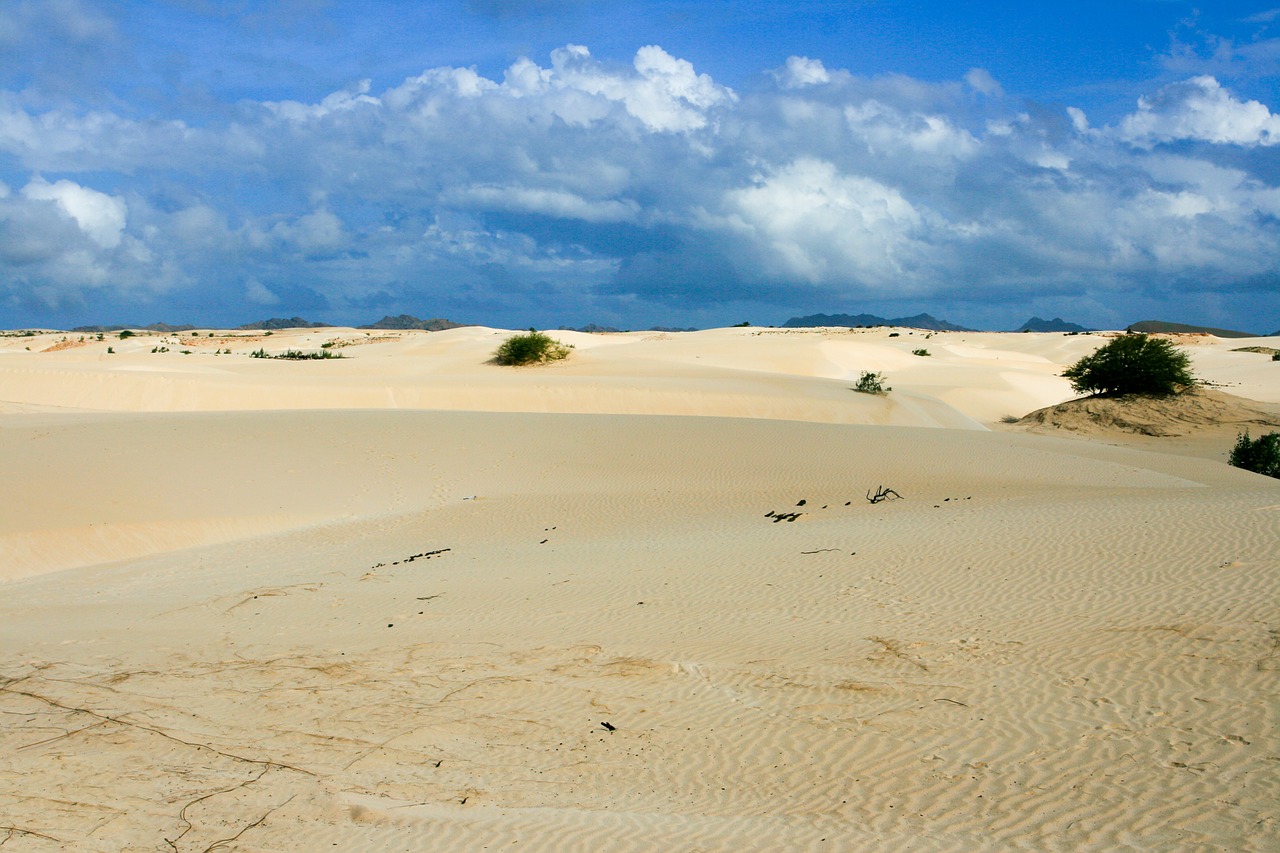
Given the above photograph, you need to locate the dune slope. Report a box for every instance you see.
[1,409,1277,851]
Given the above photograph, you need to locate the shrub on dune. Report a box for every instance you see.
[492,329,573,366]
[1062,333,1194,397]
[1229,431,1280,478]
[853,371,890,394]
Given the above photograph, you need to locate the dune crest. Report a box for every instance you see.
[1016,386,1280,437]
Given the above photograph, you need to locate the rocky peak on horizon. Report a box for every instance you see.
[1014,316,1092,333]
[782,312,976,332]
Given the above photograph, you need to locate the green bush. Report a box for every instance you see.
[1228,431,1280,478]
[118,329,134,339]
[492,329,573,366]
[1273,353,1279,361]
[853,371,890,394]
[1062,333,1194,397]
[912,348,930,357]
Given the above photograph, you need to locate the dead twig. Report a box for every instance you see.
[866,486,903,504]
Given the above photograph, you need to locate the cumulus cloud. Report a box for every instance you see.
[1116,75,1280,146]
[723,158,927,286]
[776,56,830,89]
[21,176,126,247]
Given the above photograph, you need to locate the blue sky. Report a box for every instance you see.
[2,1,1279,331]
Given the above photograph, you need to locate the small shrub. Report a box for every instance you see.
[888,332,900,338]
[106,346,114,354]
[492,329,573,366]
[1228,431,1280,478]
[321,341,335,348]
[853,371,890,394]
[912,348,931,357]
[1273,353,1279,361]
[732,321,751,327]
[1062,333,1194,397]
[118,329,134,339]
[250,348,269,358]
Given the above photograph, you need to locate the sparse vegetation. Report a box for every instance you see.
[1062,333,1194,397]
[853,371,890,395]
[492,329,573,366]
[249,347,343,359]
[118,330,134,339]
[912,348,931,357]
[1228,431,1280,478]
[106,346,114,354]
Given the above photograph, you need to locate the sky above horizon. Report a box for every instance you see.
[2,1,1279,332]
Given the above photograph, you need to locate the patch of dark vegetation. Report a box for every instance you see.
[1063,333,1194,397]
[1229,431,1280,479]
[491,329,573,366]
[853,371,890,394]
[250,348,345,360]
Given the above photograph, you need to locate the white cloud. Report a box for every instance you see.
[266,80,380,122]
[21,176,126,247]
[777,56,830,89]
[540,44,735,132]
[267,209,346,254]
[245,279,280,306]
[844,100,978,160]
[444,184,639,223]
[724,158,925,285]
[964,68,1002,97]
[1116,75,1280,146]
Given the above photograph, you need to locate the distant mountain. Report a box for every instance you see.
[71,322,197,333]
[648,325,699,332]
[237,317,332,330]
[559,323,622,333]
[783,312,976,332]
[1014,316,1092,333]
[1126,320,1258,338]
[359,314,467,331]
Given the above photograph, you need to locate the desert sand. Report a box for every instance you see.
[1,325,1277,851]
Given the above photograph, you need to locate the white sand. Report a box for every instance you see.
[1,326,1277,851]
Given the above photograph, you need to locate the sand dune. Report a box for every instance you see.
[1,328,1277,850]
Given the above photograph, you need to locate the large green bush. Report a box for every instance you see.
[1228,431,1280,478]
[492,329,573,366]
[1062,333,1194,397]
